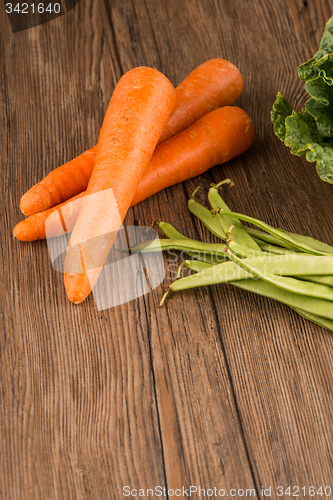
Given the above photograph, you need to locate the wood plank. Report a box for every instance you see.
[3,0,333,497]
[99,0,259,492]
[182,0,333,494]
[102,0,333,495]
[0,1,168,498]
[212,0,333,489]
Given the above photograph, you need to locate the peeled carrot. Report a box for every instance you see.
[132,106,253,204]
[19,59,243,217]
[157,58,243,144]
[14,106,255,241]
[64,67,176,304]
[14,192,86,241]
[20,146,97,216]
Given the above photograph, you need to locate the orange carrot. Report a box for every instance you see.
[14,192,86,241]
[14,107,255,241]
[19,59,243,216]
[157,58,243,144]
[64,67,176,304]
[132,106,253,205]
[20,146,97,216]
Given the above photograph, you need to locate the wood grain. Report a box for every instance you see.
[2,0,333,498]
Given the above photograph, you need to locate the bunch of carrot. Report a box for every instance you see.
[14,59,255,304]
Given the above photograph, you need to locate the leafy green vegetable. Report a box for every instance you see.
[271,15,333,183]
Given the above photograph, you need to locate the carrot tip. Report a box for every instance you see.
[13,223,26,241]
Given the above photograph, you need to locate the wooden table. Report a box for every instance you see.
[2,0,333,498]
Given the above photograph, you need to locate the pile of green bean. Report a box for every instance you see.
[131,179,333,333]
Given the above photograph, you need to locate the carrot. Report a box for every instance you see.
[20,146,97,216]
[64,67,176,304]
[19,59,243,217]
[157,58,243,144]
[14,192,86,241]
[14,106,255,241]
[132,106,254,205]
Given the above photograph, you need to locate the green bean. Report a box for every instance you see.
[225,239,263,258]
[253,241,298,255]
[182,257,333,302]
[130,238,227,256]
[245,227,295,248]
[151,221,190,240]
[226,225,263,258]
[177,253,333,282]
[186,251,228,265]
[160,253,333,329]
[193,253,225,264]
[226,249,333,302]
[160,262,333,321]
[217,208,327,255]
[188,183,331,255]
[175,259,212,279]
[187,188,297,251]
[257,255,333,275]
[153,181,333,332]
[207,179,234,212]
[169,261,251,289]
[188,204,296,252]
[183,260,213,272]
[227,225,298,257]
[151,229,333,278]
[154,220,209,262]
[160,259,216,306]
[231,279,333,321]
[291,308,333,333]
[255,254,333,275]
[149,221,228,264]
[159,260,251,306]
[188,187,226,239]
[298,275,333,287]
[280,231,333,255]
[208,180,261,252]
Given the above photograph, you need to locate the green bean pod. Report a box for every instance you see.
[187,187,297,251]
[161,263,333,322]
[173,253,333,283]
[232,279,333,322]
[151,221,227,264]
[298,275,333,287]
[245,227,295,249]
[130,238,227,256]
[188,196,226,240]
[227,249,333,302]
[292,308,333,333]
[183,260,213,272]
[208,180,261,252]
[281,231,333,255]
[218,209,327,255]
[152,221,190,240]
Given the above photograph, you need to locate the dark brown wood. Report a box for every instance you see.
[2,0,333,498]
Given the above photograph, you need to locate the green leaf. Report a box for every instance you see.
[271,15,333,183]
[270,92,292,141]
[306,144,333,183]
[275,106,333,183]
[284,110,324,155]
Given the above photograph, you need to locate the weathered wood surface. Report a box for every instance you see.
[2,0,333,498]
